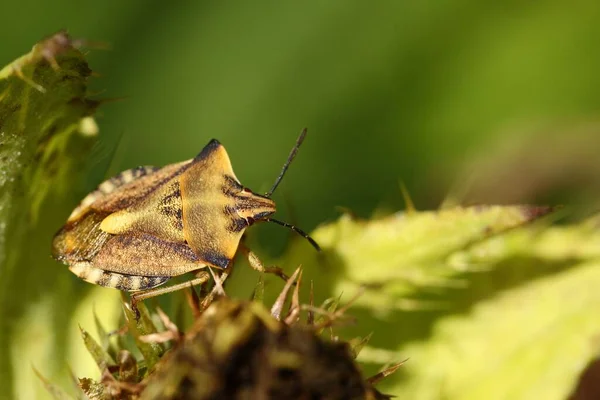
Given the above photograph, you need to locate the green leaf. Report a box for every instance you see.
[0,31,100,399]
[348,332,373,360]
[396,258,600,400]
[278,206,600,398]
[0,31,98,228]
[79,326,115,371]
[33,367,72,400]
[93,308,108,349]
[279,205,554,313]
[92,306,121,361]
[122,299,163,373]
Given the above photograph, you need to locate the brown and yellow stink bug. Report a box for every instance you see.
[52,129,319,307]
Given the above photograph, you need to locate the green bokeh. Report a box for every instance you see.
[2,1,600,399]
[6,2,600,231]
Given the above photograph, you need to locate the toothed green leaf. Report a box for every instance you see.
[279,207,600,398]
[92,306,120,362]
[0,30,98,227]
[66,367,89,400]
[280,205,554,312]
[0,31,101,399]
[33,368,72,400]
[122,300,163,373]
[79,326,115,371]
[93,308,108,348]
[348,332,373,359]
[397,258,600,400]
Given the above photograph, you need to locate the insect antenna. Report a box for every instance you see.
[265,128,308,198]
[266,218,321,252]
[264,128,319,252]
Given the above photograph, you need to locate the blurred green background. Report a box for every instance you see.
[3,1,600,399]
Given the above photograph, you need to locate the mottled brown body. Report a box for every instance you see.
[52,139,276,292]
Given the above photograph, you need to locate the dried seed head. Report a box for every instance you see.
[72,271,399,399]
[140,298,392,400]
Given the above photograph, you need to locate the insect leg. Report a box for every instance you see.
[199,268,231,312]
[130,270,211,315]
[238,243,290,282]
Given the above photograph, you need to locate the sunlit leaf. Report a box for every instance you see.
[280,207,600,398]
[396,257,600,400]
[281,205,554,312]
[79,326,115,371]
[33,368,71,400]
[0,31,100,399]
[122,300,163,373]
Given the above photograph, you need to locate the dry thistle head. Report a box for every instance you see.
[68,269,399,400]
[141,298,391,400]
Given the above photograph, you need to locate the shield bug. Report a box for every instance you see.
[52,129,319,308]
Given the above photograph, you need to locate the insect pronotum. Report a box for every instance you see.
[52,129,319,308]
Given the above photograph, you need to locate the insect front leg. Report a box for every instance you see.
[238,243,290,282]
[130,270,211,317]
[198,268,231,312]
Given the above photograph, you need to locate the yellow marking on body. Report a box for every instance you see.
[86,268,104,284]
[121,169,134,183]
[80,194,98,208]
[98,178,186,242]
[99,211,135,234]
[68,191,102,220]
[70,263,102,284]
[129,276,142,291]
[150,277,162,287]
[108,274,122,288]
[69,262,88,278]
[68,262,169,291]
[99,180,117,194]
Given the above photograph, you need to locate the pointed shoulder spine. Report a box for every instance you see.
[194,139,223,161]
